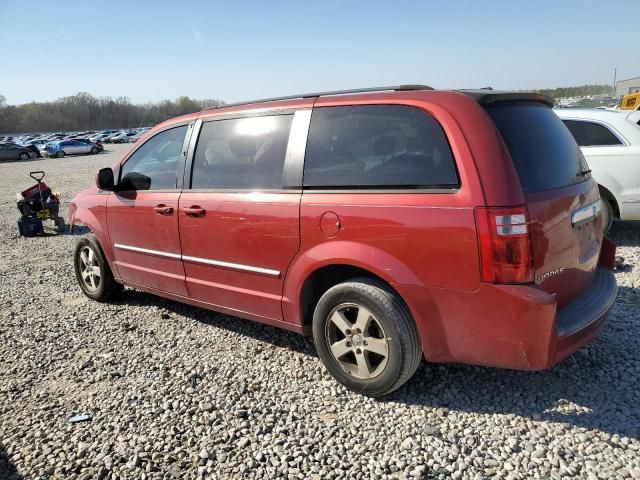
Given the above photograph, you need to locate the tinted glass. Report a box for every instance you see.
[119,125,187,190]
[303,105,458,188]
[487,104,589,193]
[562,120,623,146]
[191,115,293,189]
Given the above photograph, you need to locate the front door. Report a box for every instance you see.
[107,124,190,296]
[178,112,305,321]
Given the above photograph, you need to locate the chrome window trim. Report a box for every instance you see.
[113,243,280,278]
[571,199,602,227]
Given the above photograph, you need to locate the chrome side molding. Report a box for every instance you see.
[113,243,280,278]
[571,199,602,227]
[182,255,280,278]
[114,243,182,259]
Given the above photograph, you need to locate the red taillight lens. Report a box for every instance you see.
[475,206,534,284]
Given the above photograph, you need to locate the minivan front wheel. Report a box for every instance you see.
[312,279,422,396]
[74,234,122,301]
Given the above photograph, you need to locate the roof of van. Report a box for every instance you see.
[200,86,555,112]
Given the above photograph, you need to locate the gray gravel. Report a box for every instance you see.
[1,145,639,479]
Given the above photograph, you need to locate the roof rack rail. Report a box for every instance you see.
[202,84,434,111]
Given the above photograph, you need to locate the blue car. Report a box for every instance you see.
[45,140,100,158]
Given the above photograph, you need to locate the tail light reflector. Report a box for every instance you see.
[475,206,534,284]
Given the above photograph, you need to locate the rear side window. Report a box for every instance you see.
[562,119,623,146]
[303,105,458,189]
[191,115,293,189]
[487,104,589,193]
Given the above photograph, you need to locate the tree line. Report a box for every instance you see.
[529,84,612,99]
[0,84,617,134]
[0,93,224,134]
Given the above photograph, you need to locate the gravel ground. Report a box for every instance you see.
[1,145,639,479]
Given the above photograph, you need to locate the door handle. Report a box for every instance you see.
[183,205,206,217]
[153,204,174,215]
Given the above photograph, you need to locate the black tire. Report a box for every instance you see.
[74,234,123,302]
[601,196,614,235]
[56,150,65,158]
[18,152,29,161]
[312,278,422,396]
[90,147,98,154]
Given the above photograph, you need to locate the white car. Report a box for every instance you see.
[555,108,640,232]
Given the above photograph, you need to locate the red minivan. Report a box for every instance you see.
[69,86,617,396]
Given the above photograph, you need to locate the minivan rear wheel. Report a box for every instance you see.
[312,278,422,396]
[18,152,29,161]
[74,234,123,302]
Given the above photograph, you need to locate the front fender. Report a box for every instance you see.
[281,240,422,326]
[68,191,117,276]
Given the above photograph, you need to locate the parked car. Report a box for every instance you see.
[555,108,640,233]
[45,140,101,157]
[3,142,40,158]
[110,132,138,143]
[0,143,35,161]
[76,139,104,152]
[89,133,112,143]
[69,86,617,396]
[102,132,126,143]
[131,131,147,143]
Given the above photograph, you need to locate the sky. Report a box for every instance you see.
[0,0,637,105]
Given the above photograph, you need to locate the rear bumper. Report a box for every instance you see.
[397,267,617,371]
[553,268,617,364]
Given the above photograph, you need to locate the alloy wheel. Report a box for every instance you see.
[79,246,101,291]
[325,302,389,379]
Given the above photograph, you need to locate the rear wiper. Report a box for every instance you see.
[577,169,592,177]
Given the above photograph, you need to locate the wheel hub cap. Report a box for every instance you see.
[79,246,101,291]
[326,302,389,380]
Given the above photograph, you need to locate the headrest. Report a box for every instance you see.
[374,135,397,156]
[229,135,256,158]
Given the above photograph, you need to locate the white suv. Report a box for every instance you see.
[555,108,640,232]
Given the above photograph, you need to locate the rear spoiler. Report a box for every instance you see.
[458,89,555,107]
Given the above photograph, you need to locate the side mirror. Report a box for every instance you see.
[96,168,114,190]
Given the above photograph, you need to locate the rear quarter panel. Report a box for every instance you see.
[282,93,504,327]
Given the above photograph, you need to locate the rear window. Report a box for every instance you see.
[487,103,589,193]
[303,105,458,189]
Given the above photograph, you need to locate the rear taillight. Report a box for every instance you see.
[475,206,533,284]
